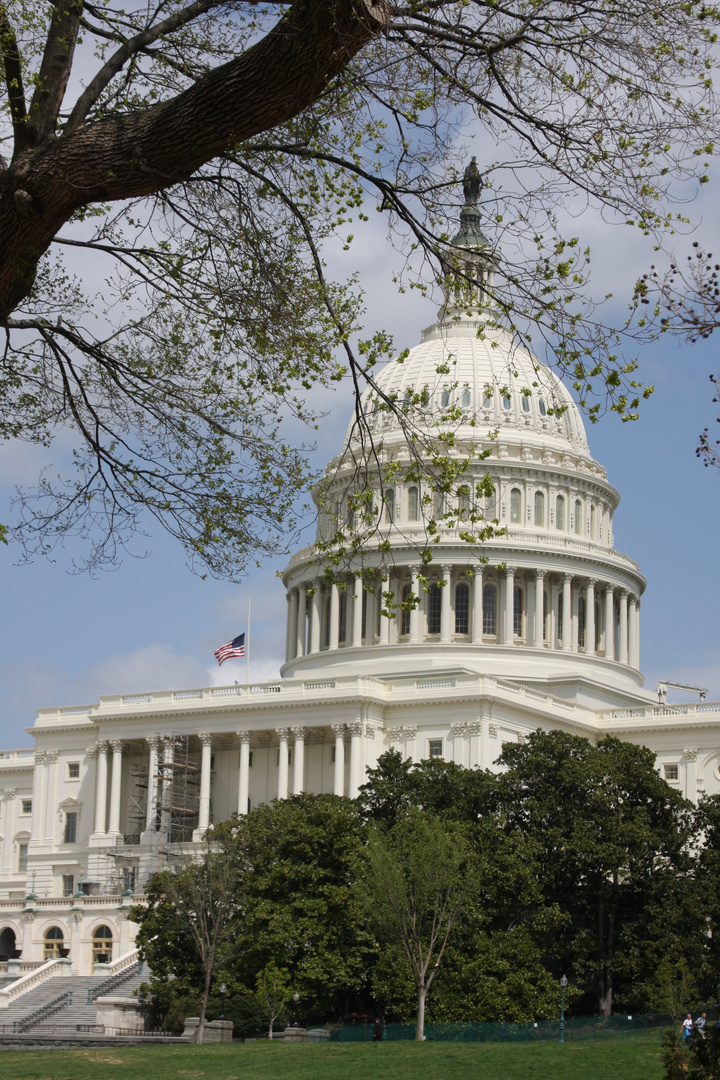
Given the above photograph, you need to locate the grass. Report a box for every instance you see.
[0,1031,666,1080]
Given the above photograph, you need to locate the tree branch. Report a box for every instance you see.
[0,3,27,150]
[27,0,84,145]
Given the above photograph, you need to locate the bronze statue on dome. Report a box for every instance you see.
[462,156,482,205]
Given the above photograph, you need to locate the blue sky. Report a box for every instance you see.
[1,184,720,748]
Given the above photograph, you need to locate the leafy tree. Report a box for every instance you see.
[358,749,493,827]
[255,960,292,1039]
[360,808,473,1039]
[0,1,717,572]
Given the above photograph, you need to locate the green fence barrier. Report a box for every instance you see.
[328,1010,709,1044]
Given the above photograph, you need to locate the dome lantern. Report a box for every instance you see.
[439,157,497,322]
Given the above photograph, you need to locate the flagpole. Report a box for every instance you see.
[246,594,251,687]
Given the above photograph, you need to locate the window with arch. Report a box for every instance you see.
[539,398,547,417]
[0,926,16,958]
[455,583,469,635]
[440,389,450,408]
[502,394,512,411]
[534,491,545,527]
[595,601,602,651]
[407,486,419,521]
[401,584,411,636]
[543,589,550,642]
[92,924,113,964]
[323,593,331,648]
[510,488,521,524]
[384,488,395,523]
[428,584,442,635]
[44,926,65,960]
[458,485,471,519]
[590,503,596,540]
[574,499,583,535]
[483,584,497,636]
[578,596,586,649]
[339,591,347,644]
[513,585,524,638]
[433,491,445,520]
[361,589,368,641]
[556,494,565,531]
[461,388,471,408]
[557,599,564,646]
[482,390,493,409]
[521,395,531,413]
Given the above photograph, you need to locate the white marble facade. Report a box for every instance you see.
[2,201,719,975]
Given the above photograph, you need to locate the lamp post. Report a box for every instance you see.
[293,991,300,1027]
[219,982,226,1020]
[559,975,568,1044]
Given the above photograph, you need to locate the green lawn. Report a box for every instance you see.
[0,1033,666,1080]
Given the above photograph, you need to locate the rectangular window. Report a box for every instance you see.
[331,745,347,763]
[428,739,443,758]
[664,764,679,781]
[18,843,28,872]
[427,584,442,635]
[21,799,32,815]
[275,748,292,767]
[64,811,77,844]
[62,874,75,897]
[248,751,254,768]
[67,762,80,779]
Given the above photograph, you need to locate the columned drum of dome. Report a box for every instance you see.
[281,188,646,699]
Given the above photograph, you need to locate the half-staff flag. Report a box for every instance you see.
[214,633,245,665]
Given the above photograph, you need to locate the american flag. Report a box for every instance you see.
[214,633,245,665]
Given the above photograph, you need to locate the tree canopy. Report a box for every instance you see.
[1,1,718,576]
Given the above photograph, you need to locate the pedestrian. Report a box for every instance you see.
[683,1013,694,1041]
[372,1017,383,1042]
[695,1012,707,1038]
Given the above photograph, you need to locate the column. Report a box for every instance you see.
[441,566,453,644]
[379,580,390,645]
[628,595,639,668]
[310,587,322,653]
[409,565,421,643]
[145,736,160,833]
[467,722,482,768]
[684,748,698,802]
[472,566,483,643]
[586,579,596,657]
[292,728,307,795]
[352,574,363,647]
[93,742,109,835]
[107,740,125,837]
[348,721,363,798]
[571,585,579,652]
[503,568,515,645]
[285,593,293,663]
[618,589,628,665]
[604,585,615,660]
[634,599,641,669]
[43,749,59,841]
[451,723,466,765]
[196,732,213,835]
[296,583,307,658]
[332,724,345,796]
[325,583,337,650]
[481,717,490,770]
[237,731,251,815]
[287,589,298,661]
[534,569,546,648]
[562,573,573,652]
[276,728,290,800]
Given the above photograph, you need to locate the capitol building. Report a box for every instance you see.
[1,183,719,985]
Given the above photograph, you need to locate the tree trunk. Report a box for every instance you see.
[0,0,389,321]
[415,983,426,1042]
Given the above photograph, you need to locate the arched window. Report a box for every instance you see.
[44,926,65,960]
[361,589,368,641]
[461,389,471,408]
[0,926,16,958]
[543,589,550,642]
[483,584,497,636]
[574,499,583,535]
[458,486,471,519]
[339,591,347,644]
[539,398,547,417]
[578,596,586,649]
[590,503,596,540]
[556,495,565,531]
[595,601,602,651]
[323,593,331,648]
[482,390,493,410]
[92,925,113,964]
[384,488,395,523]
[428,584,442,635]
[455,583,469,635]
[433,491,445,520]
[521,395,531,413]
[484,488,498,521]
[440,389,450,408]
[557,597,564,646]
[513,585,524,638]
[502,394,512,411]
[510,488,521,524]
[401,584,411,636]
[534,491,545,527]
[407,486,419,522]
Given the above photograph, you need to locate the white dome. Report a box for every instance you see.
[351,313,590,457]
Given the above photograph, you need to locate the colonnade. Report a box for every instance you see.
[285,565,641,668]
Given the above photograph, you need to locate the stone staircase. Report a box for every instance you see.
[0,969,147,1034]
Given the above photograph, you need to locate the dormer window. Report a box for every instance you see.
[502,395,512,411]
[461,389,471,408]
[521,396,531,413]
[440,389,450,408]
[539,399,547,416]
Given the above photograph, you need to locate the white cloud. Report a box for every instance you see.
[643,654,720,706]
[78,644,207,698]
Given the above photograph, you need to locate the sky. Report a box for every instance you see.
[2,164,720,748]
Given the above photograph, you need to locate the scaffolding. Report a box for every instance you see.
[155,734,201,844]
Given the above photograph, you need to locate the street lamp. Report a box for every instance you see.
[559,975,568,1044]
[293,991,300,1027]
[219,983,227,1020]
